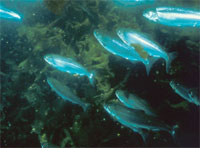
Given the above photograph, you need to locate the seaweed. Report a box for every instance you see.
[44,0,68,15]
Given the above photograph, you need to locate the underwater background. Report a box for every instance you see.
[0,0,199,147]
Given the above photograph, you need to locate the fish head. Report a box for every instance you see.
[7,10,22,20]
[116,28,134,45]
[44,54,64,67]
[143,9,158,22]
[12,11,21,20]
[188,90,200,106]
[93,29,110,47]
[103,104,114,116]
[115,90,129,104]
[93,29,103,41]
[115,89,125,97]
[116,28,125,39]
[104,103,123,117]
[170,80,186,93]
[169,80,178,90]
[117,28,147,48]
[44,54,55,65]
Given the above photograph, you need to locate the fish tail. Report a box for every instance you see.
[166,52,178,73]
[145,56,158,76]
[88,71,96,86]
[139,130,149,144]
[82,103,91,112]
[170,124,179,140]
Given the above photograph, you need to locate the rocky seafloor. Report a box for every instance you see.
[0,0,199,147]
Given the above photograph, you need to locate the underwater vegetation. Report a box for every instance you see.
[44,0,68,15]
[0,0,199,147]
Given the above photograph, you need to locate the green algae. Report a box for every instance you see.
[170,101,190,111]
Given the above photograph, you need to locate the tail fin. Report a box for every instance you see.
[131,127,149,144]
[166,52,178,73]
[88,71,96,87]
[145,56,159,76]
[139,129,149,144]
[82,103,91,112]
[170,124,179,140]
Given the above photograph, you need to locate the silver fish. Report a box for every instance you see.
[170,80,200,106]
[94,29,156,75]
[104,102,178,141]
[47,77,90,111]
[44,54,95,86]
[115,90,157,117]
[0,5,22,20]
[117,28,177,73]
[143,7,200,27]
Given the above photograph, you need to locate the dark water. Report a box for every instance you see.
[1,0,199,147]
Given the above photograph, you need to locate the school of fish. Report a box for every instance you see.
[1,0,199,146]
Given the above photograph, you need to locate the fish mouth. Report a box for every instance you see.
[44,54,51,62]
[143,9,158,22]
[103,104,112,115]
[10,12,21,20]
[44,55,49,62]
[104,103,118,118]
[169,81,177,88]
[93,29,101,38]
[115,89,124,98]
[44,54,55,64]
[116,28,131,35]
[116,28,123,35]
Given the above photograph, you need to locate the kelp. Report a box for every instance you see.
[44,0,68,15]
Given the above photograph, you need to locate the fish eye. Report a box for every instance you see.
[145,11,152,17]
[44,56,48,60]
[144,11,158,22]
[170,81,175,85]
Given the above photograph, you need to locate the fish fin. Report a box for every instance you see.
[139,129,149,143]
[88,71,96,87]
[170,124,179,140]
[145,56,159,76]
[83,103,91,112]
[166,52,178,73]
[130,127,149,143]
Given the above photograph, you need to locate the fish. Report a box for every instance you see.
[104,102,178,141]
[47,77,90,111]
[143,7,200,27]
[117,28,177,73]
[115,90,157,117]
[0,5,22,20]
[44,54,95,86]
[94,29,157,75]
[170,81,200,106]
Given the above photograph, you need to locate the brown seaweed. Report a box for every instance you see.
[44,0,68,15]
